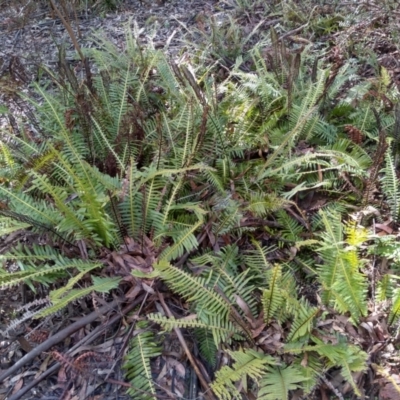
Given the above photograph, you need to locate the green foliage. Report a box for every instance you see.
[389,289,400,326]
[286,336,368,396]
[211,349,275,400]
[1,8,398,399]
[259,364,307,400]
[316,210,368,322]
[381,147,400,222]
[123,321,162,400]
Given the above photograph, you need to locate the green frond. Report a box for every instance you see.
[91,116,125,172]
[296,354,321,394]
[160,177,184,227]
[159,219,202,261]
[389,288,400,326]
[0,216,30,236]
[118,163,143,238]
[244,240,274,279]
[193,245,259,318]
[285,337,367,396]
[246,192,287,217]
[262,265,283,324]
[29,171,93,239]
[195,328,217,367]
[153,260,230,320]
[259,364,306,400]
[276,209,304,243]
[317,210,367,321]
[0,243,66,262]
[0,187,60,228]
[211,349,275,400]
[381,149,400,222]
[259,70,327,174]
[37,276,121,318]
[323,139,372,170]
[376,274,393,302]
[148,313,239,346]
[123,321,162,400]
[211,197,242,236]
[336,347,368,397]
[0,265,70,289]
[287,301,318,342]
[312,338,367,396]
[0,246,98,285]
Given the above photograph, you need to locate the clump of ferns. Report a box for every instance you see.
[141,237,368,399]
[0,25,379,399]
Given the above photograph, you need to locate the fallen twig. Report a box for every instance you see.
[0,297,124,384]
[6,294,145,400]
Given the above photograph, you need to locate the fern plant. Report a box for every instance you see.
[381,145,400,222]
[0,14,387,399]
[123,321,162,399]
[316,209,368,322]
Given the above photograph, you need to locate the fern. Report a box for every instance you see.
[211,349,275,400]
[123,321,162,400]
[148,313,239,346]
[286,300,318,342]
[262,264,284,324]
[389,288,400,326]
[316,209,367,322]
[0,16,393,400]
[37,276,121,318]
[381,148,400,222]
[195,327,218,367]
[0,250,101,289]
[152,260,230,322]
[276,209,304,243]
[285,336,368,396]
[259,364,306,400]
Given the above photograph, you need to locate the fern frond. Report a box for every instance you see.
[259,364,306,400]
[317,209,367,321]
[276,209,304,242]
[37,276,120,318]
[287,301,318,342]
[262,264,283,324]
[123,321,162,400]
[244,240,274,279]
[246,192,287,217]
[211,349,274,400]
[376,274,393,302]
[148,313,239,346]
[285,337,367,396]
[389,288,400,326]
[381,149,400,222]
[159,219,202,261]
[0,217,30,235]
[153,260,230,320]
[195,328,217,367]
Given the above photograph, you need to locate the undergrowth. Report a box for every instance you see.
[1,0,400,399]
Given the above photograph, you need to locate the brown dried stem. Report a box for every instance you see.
[49,0,84,62]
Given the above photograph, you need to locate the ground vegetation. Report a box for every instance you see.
[1,0,400,399]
